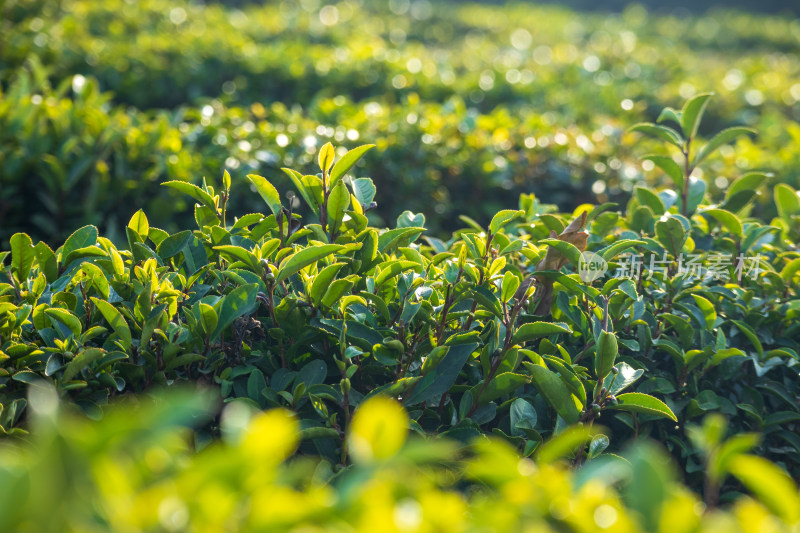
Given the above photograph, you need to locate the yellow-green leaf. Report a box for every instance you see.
[318,142,336,174]
[246,174,282,218]
[44,308,82,338]
[277,245,345,284]
[608,392,677,421]
[91,298,132,348]
[329,144,374,188]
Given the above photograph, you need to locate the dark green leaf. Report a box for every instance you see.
[512,322,570,344]
[654,216,687,257]
[351,177,376,209]
[526,363,580,423]
[156,231,192,260]
[211,284,259,340]
[405,343,478,406]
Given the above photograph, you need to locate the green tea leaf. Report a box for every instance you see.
[472,372,530,406]
[655,216,687,257]
[539,238,584,268]
[512,322,570,344]
[127,209,149,239]
[628,123,683,147]
[774,184,800,220]
[63,246,107,267]
[213,245,259,270]
[165,353,205,372]
[309,263,345,306]
[780,258,800,283]
[701,208,743,237]
[375,260,421,287]
[277,245,345,284]
[501,271,520,303]
[588,434,610,459]
[34,242,58,283]
[162,181,216,209]
[91,298,132,348]
[247,174,283,218]
[326,181,350,231]
[644,155,684,190]
[329,144,375,188]
[594,330,618,380]
[62,226,98,265]
[635,187,666,215]
[156,231,192,260]
[351,177,377,209]
[404,343,477,406]
[685,176,707,214]
[599,239,645,262]
[536,425,596,464]
[602,362,644,395]
[78,263,109,300]
[691,294,717,329]
[681,92,713,139]
[726,172,768,199]
[318,142,336,174]
[527,363,580,423]
[198,303,218,336]
[510,398,538,438]
[211,283,258,340]
[694,127,756,166]
[377,227,426,253]
[608,392,677,421]
[44,308,82,338]
[730,319,763,357]
[62,348,105,382]
[656,106,682,126]
[282,167,320,217]
[489,210,523,234]
[10,233,34,284]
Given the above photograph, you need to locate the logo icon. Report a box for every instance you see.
[578,251,608,282]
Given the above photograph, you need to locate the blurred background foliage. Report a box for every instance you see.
[1,0,799,245]
[2,389,798,532]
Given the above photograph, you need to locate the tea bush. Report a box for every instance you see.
[4,64,799,244]
[1,96,799,498]
[0,63,620,244]
[3,0,800,241]
[0,62,208,245]
[5,0,800,117]
[2,390,799,532]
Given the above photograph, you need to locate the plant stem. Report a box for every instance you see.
[681,138,692,217]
